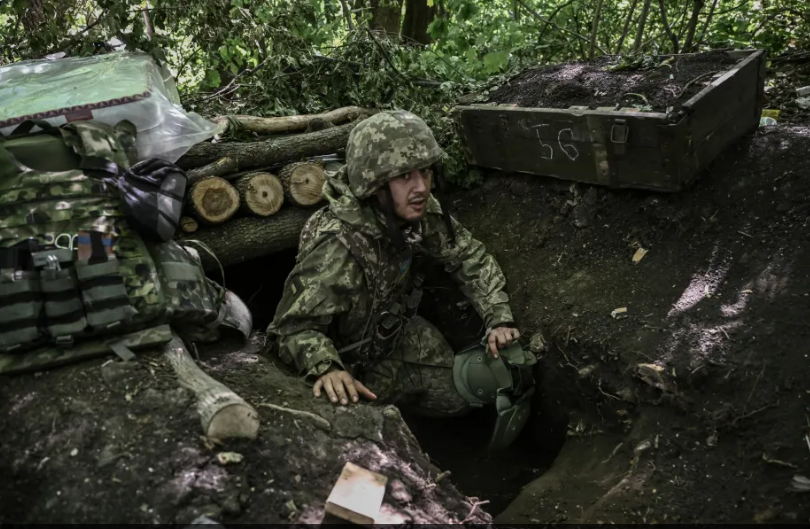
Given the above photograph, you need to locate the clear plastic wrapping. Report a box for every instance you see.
[0,51,216,163]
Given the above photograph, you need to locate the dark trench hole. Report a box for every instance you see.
[216,252,570,517]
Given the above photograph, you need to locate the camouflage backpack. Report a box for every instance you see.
[0,119,250,375]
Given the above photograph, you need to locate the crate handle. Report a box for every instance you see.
[610,120,629,144]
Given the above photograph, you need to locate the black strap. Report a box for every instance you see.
[10,119,60,136]
[0,239,39,271]
[89,231,108,265]
[80,155,120,177]
[432,163,456,249]
[382,185,408,253]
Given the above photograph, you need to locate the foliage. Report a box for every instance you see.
[1,0,808,186]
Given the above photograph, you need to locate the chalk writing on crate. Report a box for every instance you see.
[520,119,580,162]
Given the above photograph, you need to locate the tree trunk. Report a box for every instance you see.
[162,334,260,440]
[233,172,285,217]
[187,176,241,225]
[616,0,639,53]
[364,0,403,37]
[634,0,653,53]
[658,0,680,53]
[682,0,706,52]
[177,121,360,172]
[279,162,327,207]
[402,0,437,45]
[178,208,315,271]
[187,157,239,183]
[589,0,605,59]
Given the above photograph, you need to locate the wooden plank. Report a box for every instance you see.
[684,50,764,142]
[455,106,667,147]
[688,94,759,180]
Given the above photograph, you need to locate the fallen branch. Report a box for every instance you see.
[163,334,260,440]
[177,121,360,172]
[212,106,373,136]
[257,402,331,432]
[187,156,239,183]
[676,70,722,100]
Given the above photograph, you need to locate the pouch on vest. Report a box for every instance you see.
[32,247,88,345]
[118,158,187,242]
[147,241,223,328]
[74,231,137,332]
[0,240,44,353]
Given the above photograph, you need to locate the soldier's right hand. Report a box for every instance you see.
[313,370,377,405]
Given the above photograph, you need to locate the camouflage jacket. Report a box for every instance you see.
[266,168,514,381]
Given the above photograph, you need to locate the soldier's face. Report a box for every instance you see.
[385,167,432,222]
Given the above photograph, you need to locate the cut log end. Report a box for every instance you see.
[189,176,240,225]
[280,162,326,207]
[180,216,199,233]
[207,402,260,440]
[234,172,284,217]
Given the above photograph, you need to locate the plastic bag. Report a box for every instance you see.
[0,52,216,163]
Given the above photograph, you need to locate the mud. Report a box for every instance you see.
[486,51,739,112]
[442,123,810,523]
[0,334,489,524]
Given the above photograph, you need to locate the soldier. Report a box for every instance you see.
[266,110,536,448]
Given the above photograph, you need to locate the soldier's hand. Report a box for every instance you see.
[313,370,377,406]
[487,326,520,358]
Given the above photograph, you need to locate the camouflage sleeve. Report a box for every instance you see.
[267,235,363,382]
[421,202,514,329]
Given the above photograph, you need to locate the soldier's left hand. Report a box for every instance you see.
[487,326,520,358]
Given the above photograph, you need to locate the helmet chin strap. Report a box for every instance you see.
[381,184,408,253]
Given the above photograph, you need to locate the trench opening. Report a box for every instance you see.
[215,252,573,518]
[215,248,299,331]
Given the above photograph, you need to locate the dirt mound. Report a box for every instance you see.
[486,51,738,112]
[439,124,810,523]
[0,334,488,525]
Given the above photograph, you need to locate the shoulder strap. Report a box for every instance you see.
[334,225,381,299]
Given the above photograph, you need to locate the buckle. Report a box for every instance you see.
[55,335,74,348]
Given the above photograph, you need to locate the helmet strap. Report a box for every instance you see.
[381,184,408,253]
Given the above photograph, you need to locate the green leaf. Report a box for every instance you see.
[483,50,509,73]
[205,70,221,88]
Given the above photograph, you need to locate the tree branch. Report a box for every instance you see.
[695,0,719,49]
[715,0,750,16]
[589,0,605,59]
[634,0,653,53]
[338,0,355,30]
[616,0,639,54]
[658,0,680,54]
[45,7,111,56]
[537,0,577,41]
[683,0,705,52]
[516,0,606,54]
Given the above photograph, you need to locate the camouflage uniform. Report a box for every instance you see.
[267,111,514,417]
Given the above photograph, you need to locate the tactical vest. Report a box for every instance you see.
[309,211,423,363]
[0,119,227,373]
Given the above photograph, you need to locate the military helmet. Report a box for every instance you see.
[346,110,443,199]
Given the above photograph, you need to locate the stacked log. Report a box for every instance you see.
[174,106,373,269]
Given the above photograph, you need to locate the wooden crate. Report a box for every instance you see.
[452,50,767,192]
